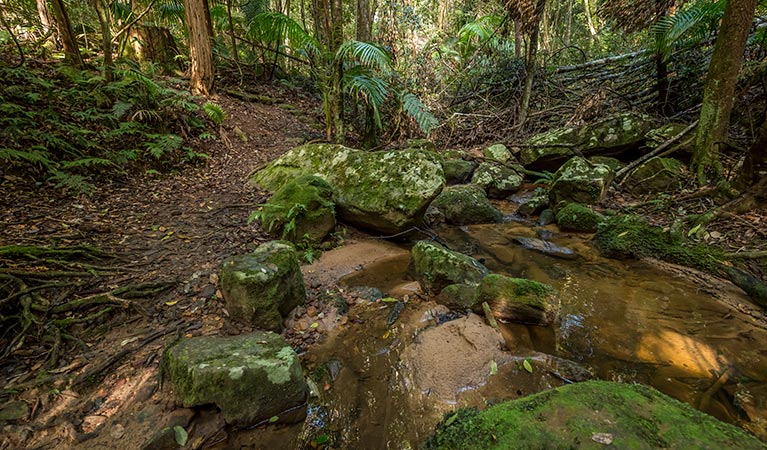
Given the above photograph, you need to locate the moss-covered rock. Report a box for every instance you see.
[437,283,479,310]
[475,274,558,325]
[517,192,549,217]
[556,203,604,232]
[442,159,476,185]
[645,123,694,156]
[624,157,686,194]
[409,241,489,295]
[471,162,523,199]
[593,215,723,274]
[429,185,503,225]
[424,380,766,450]
[407,138,437,151]
[221,241,306,331]
[249,144,444,234]
[521,112,654,170]
[163,332,308,427]
[548,157,614,207]
[258,175,335,244]
[483,144,512,163]
[589,156,625,171]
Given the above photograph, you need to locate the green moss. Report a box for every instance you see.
[476,274,557,325]
[548,157,615,207]
[259,175,336,244]
[556,203,604,232]
[409,241,489,295]
[442,159,476,184]
[424,381,767,450]
[430,185,502,225]
[593,215,724,275]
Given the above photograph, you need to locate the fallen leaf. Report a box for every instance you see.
[523,359,533,373]
[173,426,188,446]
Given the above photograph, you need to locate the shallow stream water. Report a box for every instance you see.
[224,221,767,449]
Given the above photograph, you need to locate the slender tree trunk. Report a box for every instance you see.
[514,19,522,58]
[91,0,113,82]
[656,54,670,115]
[692,0,757,183]
[36,0,55,42]
[184,0,214,95]
[49,0,82,66]
[226,0,238,64]
[564,0,573,46]
[356,0,371,41]
[518,25,539,127]
[583,0,598,44]
[330,0,344,143]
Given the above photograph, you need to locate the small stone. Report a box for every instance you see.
[110,424,126,439]
[306,305,318,317]
[209,273,220,285]
[592,433,614,445]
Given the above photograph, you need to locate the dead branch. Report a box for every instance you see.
[616,120,699,181]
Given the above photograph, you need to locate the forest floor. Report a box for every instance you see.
[1,80,766,449]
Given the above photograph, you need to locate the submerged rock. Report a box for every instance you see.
[548,157,614,208]
[249,144,444,234]
[163,332,308,427]
[424,380,766,450]
[555,203,604,232]
[513,237,577,259]
[624,157,686,194]
[476,274,559,325]
[409,241,489,295]
[429,185,503,225]
[520,112,654,170]
[221,241,306,331]
[258,175,336,244]
[471,162,523,199]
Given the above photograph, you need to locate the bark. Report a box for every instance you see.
[735,112,767,190]
[583,0,598,43]
[692,0,757,183]
[36,0,54,39]
[184,0,214,95]
[518,24,540,127]
[49,0,82,67]
[356,0,371,41]
[127,26,180,74]
[226,0,239,64]
[514,19,522,58]
[91,0,113,82]
[565,0,573,47]
[330,0,344,143]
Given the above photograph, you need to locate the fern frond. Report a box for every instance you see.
[336,41,392,72]
[60,157,117,169]
[145,134,183,159]
[49,171,94,195]
[400,92,438,135]
[203,102,227,125]
[111,100,134,120]
[650,0,725,62]
[0,148,54,167]
[343,68,389,130]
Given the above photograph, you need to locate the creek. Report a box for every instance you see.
[223,220,767,449]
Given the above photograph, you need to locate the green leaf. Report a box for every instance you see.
[489,360,498,376]
[315,434,330,445]
[269,415,279,423]
[523,358,533,373]
[381,297,399,303]
[445,413,459,427]
[688,223,702,237]
[173,426,188,446]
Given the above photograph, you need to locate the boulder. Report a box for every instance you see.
[429,185,503,225]
[483,144,512,163]
[471,162,523,199]
[437,283,479,310]
[589,156,625,171]
[520,112,654,171]
[221,241,306,331]
[624,157,686,194]
[548,157,614,208]
[442,159,476,185]
[163,332,308,427]
[249,144,444,234]
[513,237,577,260]
[258,175,335,244]
[409,241,489,295]
[476,274,558,325]
[517,192,549,217]
[645,123,694,156]
[555,203,604,232]
[424,380,767,450]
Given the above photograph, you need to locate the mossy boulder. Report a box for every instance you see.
[624,157,686,194]
[409,241,489,295]
[645,123,694,156]
[521,112,654,171]
[471,162,523,199]
[258,175,335,244]
[220,241,306,331]
[249,144,444,234]
[517,192,549,217]
[437,283,479,310]
[424,380,766,450]
[556,203,604,232]
[483,144,512,163]
[589,156,625,171]
[442,159,476,185]
[163,332,308,427]
[475,274,558,325]
[548,157,614,208]
[593,215,723,274]
[429,185,503,225]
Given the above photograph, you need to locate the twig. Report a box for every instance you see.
[723,250,767,259]
[616,120,699,181]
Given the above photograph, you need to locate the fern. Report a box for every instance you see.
[145,134,183,159]
[111,101,134,120]
[400,93,439,134]
[336,41,392,73]
[203,102,226,125]
[48,171,94,195]
[0,148,54,168]
[60,157,117,169]
[650,0,725,62]
[344,68,389,130]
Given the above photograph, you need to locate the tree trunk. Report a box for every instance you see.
[330,0,344,143]
[356,0,371,41]
[127,26,180,74]
[583,0,598,44]
[226,0,239,64]
[514,19,522,58]
[49,0,82,67]
[564,0,573,46]
[518,24,539,127]
[656,54,671,115]
[692,0,757,183]
[91,0,113,82]
[36,0,55,41]
[184,0,214,95]
[735,112,767,190]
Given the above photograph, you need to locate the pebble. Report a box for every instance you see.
[110,424,125,439]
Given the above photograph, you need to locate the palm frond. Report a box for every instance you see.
[336,41,392,73]
[400,92,438,135]
[343,67,389,130]
[240,0,270,23]
[248,12,318,55]
[650,0,724,61]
